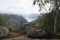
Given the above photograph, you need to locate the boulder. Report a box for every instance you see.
[27,30,47,38]
[27,30,56,39]
[0,26,9,37]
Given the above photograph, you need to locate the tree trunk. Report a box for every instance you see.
[54,0,59,32]
[54,9,58,32]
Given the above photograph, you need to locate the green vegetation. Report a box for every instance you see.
[0,14,8,27]
[34,11,60,36]
[0,14,28,37]
[30,0,60,38]
[40,11,56,33]
[0,14,17,32]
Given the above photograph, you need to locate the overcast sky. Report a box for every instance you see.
[0,0,40,14]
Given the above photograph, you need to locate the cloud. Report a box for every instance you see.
[0,0,39,14]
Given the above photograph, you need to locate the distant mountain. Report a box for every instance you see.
[6,14,28,30]
[28,14,40,19]
[1,13,40,30]
[2,13,40,22]
[21,13,40,22]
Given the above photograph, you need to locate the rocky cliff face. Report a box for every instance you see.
[6,14,28,30]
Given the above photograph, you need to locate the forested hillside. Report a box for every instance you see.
[0,13,28,37]
[6,14,28,30]
[26,11,60,38]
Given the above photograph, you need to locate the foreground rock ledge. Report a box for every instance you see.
[0,26,9,37]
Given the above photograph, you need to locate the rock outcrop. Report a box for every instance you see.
[27,30,57,38]
[0,26,9,37]
[27,30,47,38]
